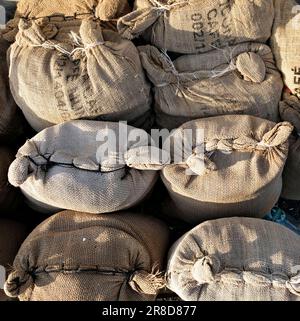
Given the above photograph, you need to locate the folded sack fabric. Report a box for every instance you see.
[0,219,28,301]
[279,93,300,200]
[161,115,293,224]
[4,211,170,301]
[118,0,274,54]
[8,120,167,214]
[166,217,300,301]
[139,43,282,129]
[271,0,300,98]
[8,18,152,132]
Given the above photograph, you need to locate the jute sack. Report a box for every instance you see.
[0,219,28,301]
[279,93,300,200]
[4,211,170,301]
[0,147,20,212]
[2,0,132,43]
[161,115,293,224]
[13,0,131,20]
[271,0,300,98]
[8,18,152,132]
[118,0,274,54]
[166,217,300,301]
[0,34,24,142]
[8,120,166,214]
[139,43,282,130]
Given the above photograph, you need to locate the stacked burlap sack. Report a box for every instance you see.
[3,0,132,41]
[7,18,152,132]
[4,211,170,301]
[160,115,293,224]
[0,33,25,142]
[118,0,274,54]
[8,120,168,214]
[139,43,282,129]
[271,0,300,98]
[166,217,300,301]
[279,92,300,200]
[0,219,28,301]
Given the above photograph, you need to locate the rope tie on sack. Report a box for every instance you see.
[151,0,189,12]
[189,255,300,296]
[129,265,166,295]
[153,45,267,90]
[31,31,105,57]
[180,122,293,176]
[8,142,170,187]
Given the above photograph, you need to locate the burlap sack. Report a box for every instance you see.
[8,18,152,132]
[3,0,132,42]
[0,219,28,301]
[161,115,293,224]
[4,211,170,301]
[8,120,166,214]
[14,0,131,20]
[118,0,274,54]
[279,93,300,200]
[166,217,300,301]
[0,147,20,212]
[271,0,300,98]
[139,43,282,129]
[0,33,24,141]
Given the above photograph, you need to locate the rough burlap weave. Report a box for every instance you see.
[161,115,293,224]
[4,211,170,301]
[0,219,28,301]
[118,0,274,54]
[167,217,300,301]
[139,43,282,129]
[8,120,165,214]
[8,18,152,132]
[271,0,300,98]
[279,92,300,200]
[0,34,24,141]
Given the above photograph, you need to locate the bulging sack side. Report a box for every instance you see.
[271,0,300,98]
[279,93,300,200]
[139,43,282,129]
[0,34,25,142]
[8,120,167,214]
[161,115,293,224]
[8,18,152,132]
[167,217,300,301]
[4,211,170,301]
[118,0,274,54]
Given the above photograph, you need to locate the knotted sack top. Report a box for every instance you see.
[3,0,131,42]
[8,18,151,131]
[139,42,279,98]
[167,217,300,301]
[138,42,282,125]
[118,0,274,54]
[8,120,168,214]
[161,115,293,204]
[4,211,170,301]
